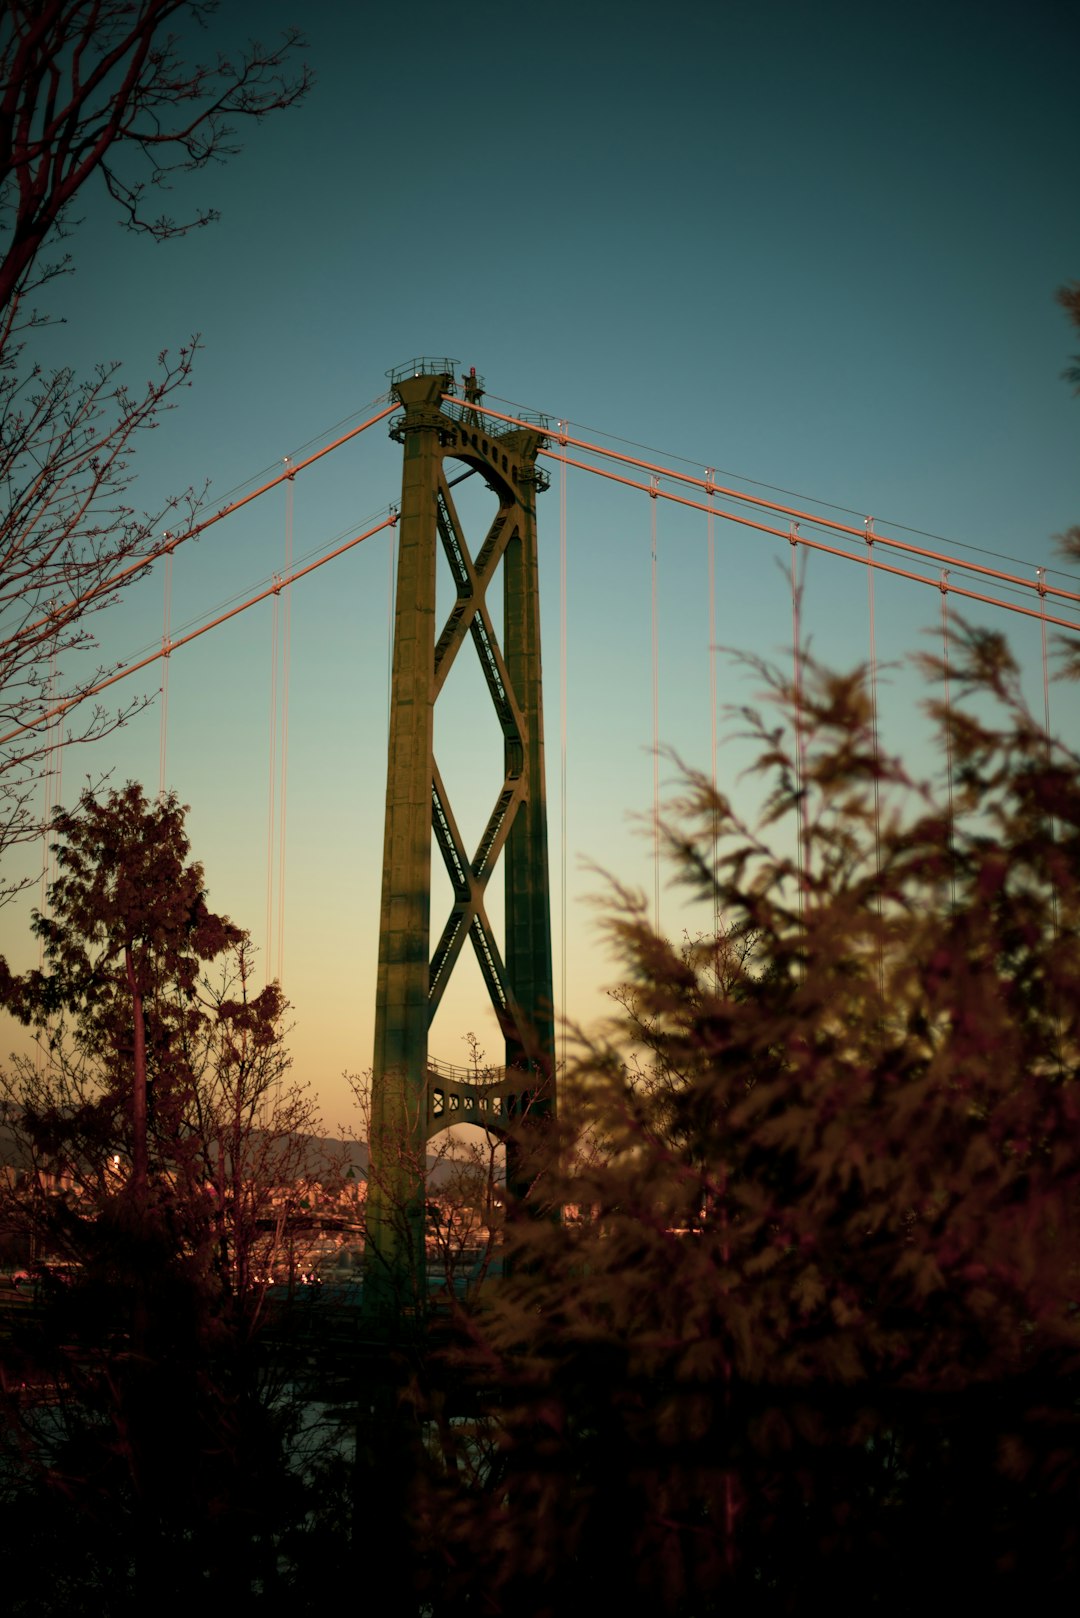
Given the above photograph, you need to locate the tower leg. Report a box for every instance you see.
[503,468,556,1205]
[366,373,444,1318]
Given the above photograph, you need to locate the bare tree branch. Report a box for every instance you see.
[0,1,311,309]
[0,5,309,890]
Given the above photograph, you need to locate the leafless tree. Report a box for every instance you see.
[0,3,310,887]
[0,1,312,301]
[178,937,328,1331]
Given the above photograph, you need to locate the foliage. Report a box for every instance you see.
[0,783,328,1610]
[1058,279,1080,394]
[3,782,241,1194]
[426,629,1080,1615]
[0,784,323,1296]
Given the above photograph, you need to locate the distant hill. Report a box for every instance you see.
[0,1115,475,1189]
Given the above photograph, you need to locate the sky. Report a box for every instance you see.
[1,0,1078,1130]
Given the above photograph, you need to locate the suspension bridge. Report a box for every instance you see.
[2,355,1078,1284]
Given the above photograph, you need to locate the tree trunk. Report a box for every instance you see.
[124,942,148,1207]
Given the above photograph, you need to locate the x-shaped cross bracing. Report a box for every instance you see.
[427,471,528,1047]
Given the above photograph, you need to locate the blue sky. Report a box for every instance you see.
[2,0,1078,1127]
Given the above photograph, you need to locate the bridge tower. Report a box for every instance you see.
[365,359,555,1315]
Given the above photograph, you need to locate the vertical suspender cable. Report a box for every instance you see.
[38,647,60,975]
[46,650,61,891]
[1037,566,1053,738]
[1037,565,1058,927]
[387,505,398,739]
[650,475,661,935]
[865,519,884,991]
[276,464,293,990]
[559,421,569,1077]
[865,519,882,862]
[37,723,48,974]
[158,546,173,798]
[789,527,807,913]
[265,573,280,985]
[939,572,955,906]
[265,458,294,989]
[49,686,61,886]
[36,648,62,1069]
[706,471,720,955]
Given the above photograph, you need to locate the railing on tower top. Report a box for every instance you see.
[385,356,460,385]
[384,357,551,443]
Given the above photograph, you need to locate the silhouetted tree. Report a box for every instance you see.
[4,782,241,1200]
[0,784,321,1611]
[1058,279,1080,393]
[426,630,1080,1616]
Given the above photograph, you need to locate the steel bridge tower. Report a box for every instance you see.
[365,359,555,1315]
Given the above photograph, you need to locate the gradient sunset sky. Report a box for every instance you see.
[1,0,1077,1128]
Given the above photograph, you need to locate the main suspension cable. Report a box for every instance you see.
[528,447,1080,637]
[0,516,399,748]
[448,398,1080,616]
[481,392,1080,585]
[13,403,397,656]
